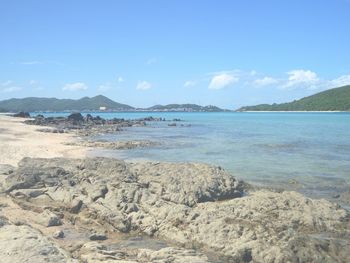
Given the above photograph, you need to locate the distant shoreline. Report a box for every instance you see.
[239,110,348,113]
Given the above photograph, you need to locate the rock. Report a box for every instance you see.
[79,242,127,262]
[89,233,107,241]
[85,114,93,122]
[168,122,177,126]
[0,224,72,263]
[36,210,62,227]
[0,216,8,227]
[0,164,14,175]
[53,230,64,239]
[2,157,350,263]
[67,112,84,122]
[69,199,83,214]
[13,111,30,118]
[68,140,157,150]
[137,247,210,262]
[24,114,165,137]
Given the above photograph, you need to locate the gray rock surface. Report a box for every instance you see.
[1,157,349,262]
[0,164,15,175]
[53,230,65,239]
[0,223,74,263]
[66,140,158,150]
[35,210,62,227]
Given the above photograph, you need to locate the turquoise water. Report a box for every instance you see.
[37,112,350,200]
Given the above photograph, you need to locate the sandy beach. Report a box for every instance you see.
[0,114,87,166]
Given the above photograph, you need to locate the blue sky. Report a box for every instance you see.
[1,0,350,109]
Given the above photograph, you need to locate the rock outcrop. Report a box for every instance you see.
[0,222,74,263]
[0,157,349,262]
[13,111,31,118]
[24,114,168,136]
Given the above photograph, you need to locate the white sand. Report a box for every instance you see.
[0,115,87,166]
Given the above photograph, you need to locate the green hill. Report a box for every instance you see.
[0,95,134,112]
[147,104,228,112]
[237,85,350,111]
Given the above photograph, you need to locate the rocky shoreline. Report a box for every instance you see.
[23,113,168,136]
[0,157,349,262]
[0,114,349,262]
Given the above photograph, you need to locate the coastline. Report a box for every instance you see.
[0,114,349,262]
[238,110,348,112]
[0,115,87,166]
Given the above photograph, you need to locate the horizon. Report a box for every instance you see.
[1,0,350,109]
[1,83,349,111]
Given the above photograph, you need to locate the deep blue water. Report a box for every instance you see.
[36,112,350,200]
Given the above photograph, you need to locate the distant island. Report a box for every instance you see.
[0,95,229,112]
[237,85,350,112]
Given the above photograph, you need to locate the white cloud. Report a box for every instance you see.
[1,86,22,93]
[281,69,319,90]
[254,76,278,87]
[117,76,124,83]
[62,82,88,91]
[250,70,257,76]
[1,80,13,86]
[29,80,38,85]
[208,73,239,90]
[184,80,196,88]
[136,81,152,90]
[146,58,157,65]
[328,74,350,88]
[20,61,42,65]
[1,80,22,93]
[98,82,112,92]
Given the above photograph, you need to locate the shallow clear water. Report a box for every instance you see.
[37,112,350,200]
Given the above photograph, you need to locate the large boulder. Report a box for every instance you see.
[67,112,84,122]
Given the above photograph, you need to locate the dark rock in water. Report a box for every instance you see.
[24,113,164,136]
[85,114,93,122]
[13,112,30,118]
[67,112,84,122]
[89,233,107,241]
[168,123,176,127]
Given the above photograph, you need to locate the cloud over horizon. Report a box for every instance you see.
[62,82,88,91]
[1,80,22,93]
[208,73,239,90]
[136,81,152,90]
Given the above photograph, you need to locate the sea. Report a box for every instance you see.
[36,111,350,203]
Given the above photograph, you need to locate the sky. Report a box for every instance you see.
[1,0,350,109]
